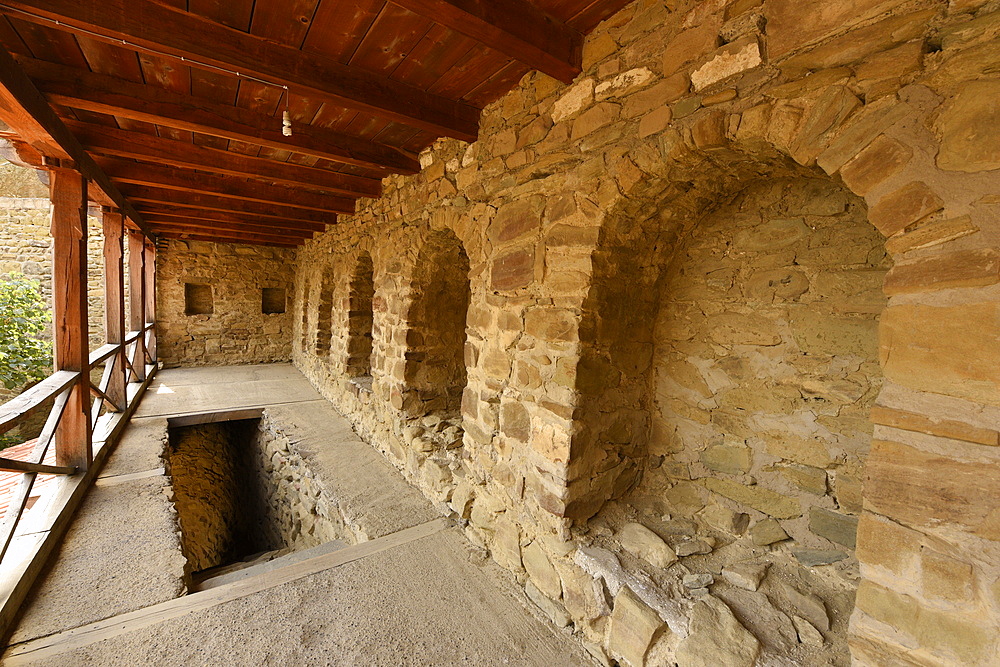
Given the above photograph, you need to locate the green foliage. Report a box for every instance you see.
[0,273,52,391]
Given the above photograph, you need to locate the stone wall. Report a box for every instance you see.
[0,197,111,351]
[156,239,295,367]
[282,0,999,664]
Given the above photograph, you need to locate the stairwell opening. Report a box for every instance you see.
[165,413,341,588]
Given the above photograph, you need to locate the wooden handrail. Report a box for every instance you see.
[0,458,76,475]
[88,343,119,366]
[0,371,79,433]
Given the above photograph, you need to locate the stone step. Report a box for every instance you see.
[192,539,349,591]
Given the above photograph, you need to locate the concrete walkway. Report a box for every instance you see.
[4,364,592,666]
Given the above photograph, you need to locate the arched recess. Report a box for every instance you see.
[314,266,335,358]
[568,147,890,660]
[403,229,471,419]
[345,253,374,378]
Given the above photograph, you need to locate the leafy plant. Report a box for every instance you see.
[0,273,52,391]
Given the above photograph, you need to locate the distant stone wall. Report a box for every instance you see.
[0,197,109,351]
[156,240,295,367]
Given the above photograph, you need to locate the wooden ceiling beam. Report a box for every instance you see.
[144,217,313,239]
[66,121,381,199]
[388,0,583,83]
[94,158,355,215]
[17,56,420,175]
[121,185,342,223]
[0,0,481,140]
[0,46,153,237]
[135,206,327,233]
[158,231,303,248]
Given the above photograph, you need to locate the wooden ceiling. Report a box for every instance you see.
[0,0,632,247]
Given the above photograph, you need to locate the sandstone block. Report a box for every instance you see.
[551,78,594,122]
[750,518,789,545]
[700,478,801,519]
[884,214,977,255]
[607,587,666,667]
[691,37,762,91]
[616,522,677,568]
[499,401,531,442]
[816,97,914,174]
[809,507,859,548]
[691,110,728,149]
[571,103,620,141]
[869,181,944,237]
[833,472,864,513]
[595,68,654,100]
[937,80,1000,172]
[792,549,848,567]
[734,217,808,251]
[622,73,690,117]
[790,85,861,165]
[700,444,752,475]
[777,9,934,76]
[706,312,781,346]
[524,307,578,342]
[722,562,768,591]
[792,615,825,647]
[488,198,543,247]
[700,502,750,535]
[491,246,535,291]
[839,134,913,196]
[921,549,974,604]
[790,309,878,358]
[880,302,1000,406]
[884,248,1000,295]
[855,40,924,83]
[523,541,563,600]
[675,596,761,667]
[765,0,909,59]
[662,23,720,76]
[779,464,828,495]
[854,512,921,575]
[866,439,1000,538]
[638,106,672,138]
[868,405,999,447]
[525,580,571,628]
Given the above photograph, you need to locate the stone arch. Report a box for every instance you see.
[314,265,335,358]
[402,228,471,418]
[345,252,374,378]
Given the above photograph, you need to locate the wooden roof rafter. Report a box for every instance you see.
[65,121,382,199]
[92,159,356,215]
[17,56,421,176]
[0,0,482,140]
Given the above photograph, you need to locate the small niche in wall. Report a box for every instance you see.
[185,283,214,315]
[262,287,286,314]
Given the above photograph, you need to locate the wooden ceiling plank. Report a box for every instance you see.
[19,57,419,174]
[386,0,583,83]
[123,185,344,223]
[0,0,481,140]
[136,205,328,231]
[94,157,356,214]
[65,120,382,198]
[0,46,152,237]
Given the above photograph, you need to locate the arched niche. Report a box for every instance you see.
[403,229,471,418]
[345,253,375,378]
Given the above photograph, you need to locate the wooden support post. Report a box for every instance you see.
[101,208,126,410]
[49,166,91,470]
[127,229,146,382]
[143,240,156,362]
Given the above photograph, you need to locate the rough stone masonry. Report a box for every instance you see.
[156,0,1000,664]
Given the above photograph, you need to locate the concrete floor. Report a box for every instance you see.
[4,364,593,666]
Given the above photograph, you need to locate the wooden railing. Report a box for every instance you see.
[0,173,159,639]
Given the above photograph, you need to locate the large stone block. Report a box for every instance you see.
[699,478,801,518]
[607,587,666,667]
[866,439,1000,539]
[491,246,536,291]
[488,198,544,247]
[880,302,1000,406]
[855,512,922,575]
[690,37,762,91]
[675,596,760,667]
[937,80,1000,172]
[869,181,944,237]
[839,134,913,196]
[765,0,910,59]
[809,507,859,548]
[883,248,1000,295]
